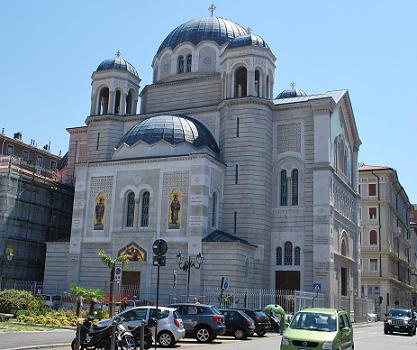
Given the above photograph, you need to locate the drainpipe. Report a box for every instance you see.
[371,170,382,278]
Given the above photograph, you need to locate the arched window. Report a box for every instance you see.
[276,247,282,265]
[284,241,293,265]
[211,192,218,227]
[280,170,288,206]
[341,239,347,256]
[177,56,184,73]
[186,54,192,72]
[234,67,247,97]
[98,87,109,115]
[255,70,260,97]
[126,90,134,115]
[369,230,378,245]
[291,169,299,206]
[244,258,250,277]
[266,76,270,98]
[140,191,150,227]
[333,138,338,169]
[126,192,135,227]
[294,247,301,265]
[115,90,121,114]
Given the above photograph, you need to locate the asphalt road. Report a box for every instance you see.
[3,322,417,350]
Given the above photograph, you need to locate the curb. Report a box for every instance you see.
[2,343,71,350]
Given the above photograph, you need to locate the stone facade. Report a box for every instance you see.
[44,16,361,308]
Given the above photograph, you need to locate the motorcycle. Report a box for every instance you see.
[128,318,156,350]
[266,314,282,334]
[71,313,135,350]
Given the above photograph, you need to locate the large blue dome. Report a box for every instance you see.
[117,115,220,154]
[96,53,139,78]
[156,17,248,55]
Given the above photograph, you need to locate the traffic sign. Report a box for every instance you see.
[114,262,122,283]
[153,255,166,266]
[152,239,168,256]
[312,283,321,292]
[221,277,229,290]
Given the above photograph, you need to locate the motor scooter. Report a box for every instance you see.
[71,313,135,350]
[128,318,156,350]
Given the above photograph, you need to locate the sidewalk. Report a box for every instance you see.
[0,330,73,350]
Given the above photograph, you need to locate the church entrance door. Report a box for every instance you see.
[275,271,300,291]
[122,271,141,298]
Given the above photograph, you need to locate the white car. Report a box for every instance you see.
[97,306,185,347]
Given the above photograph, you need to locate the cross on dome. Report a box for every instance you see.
[116,50,121,58]
[290,82,296,90]
[208,3,216,17]
[246,27,252,34]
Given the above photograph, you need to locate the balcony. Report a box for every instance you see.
[361,245,379,252]
[362,270,380,277]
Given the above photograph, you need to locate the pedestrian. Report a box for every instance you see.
[192,297,200,304]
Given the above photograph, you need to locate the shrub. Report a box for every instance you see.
[0,290,43,316]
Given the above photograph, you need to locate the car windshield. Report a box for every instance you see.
[211,307,222,315]
[255,311,267,317]
[388,309,411,317]
[290,312,337,332]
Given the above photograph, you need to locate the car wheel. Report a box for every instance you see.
[256,330,266,337]
[119,335,136,350]
[408,330,413,336]
[195,326,213,343]
[414,327,416,335]
[384,329,388,334]
[234,328,247,340]
[158,331,175,348]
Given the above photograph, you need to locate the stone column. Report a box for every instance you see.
[120,92,127,116]
[134,197,140,228]
[247,70,255,96]
[133,97,139,114]
[108,91,115,115]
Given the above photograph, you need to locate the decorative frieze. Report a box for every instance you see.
[277,123,301,154]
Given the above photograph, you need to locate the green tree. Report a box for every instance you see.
[70,284,104,317]
[97,250,129,317]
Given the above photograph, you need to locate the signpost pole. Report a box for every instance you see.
[154,263,160,350]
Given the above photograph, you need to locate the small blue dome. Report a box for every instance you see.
[117,115,220,155]
[226,34,268,49]
[96,54,138,78]
[276,88,307,99]
[156,17,247,55]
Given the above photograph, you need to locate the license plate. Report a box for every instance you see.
[394,325,400,328]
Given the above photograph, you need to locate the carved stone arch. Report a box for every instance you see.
[118,242,147,262]
[340,230,349,257]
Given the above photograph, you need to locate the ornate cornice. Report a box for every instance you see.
[218,96,273,110]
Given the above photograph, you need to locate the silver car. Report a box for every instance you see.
[97,306,185,348]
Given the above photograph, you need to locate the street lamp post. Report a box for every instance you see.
[176,252,204,302]
[0,247,14,291]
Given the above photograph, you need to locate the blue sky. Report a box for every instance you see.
[0,1,416,202]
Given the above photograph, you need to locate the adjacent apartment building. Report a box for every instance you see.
[0,131,73,285]
[359,165,416,316]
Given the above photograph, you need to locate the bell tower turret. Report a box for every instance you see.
[90,51,141,116]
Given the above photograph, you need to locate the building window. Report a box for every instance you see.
[341,239,347,256]
[50,161,57,171]
[369,230,378,245]
[186,54,192,72]
[276,247,282,265]
[234,211,237,233]
[98,87,109,115]
[294,246,301,265]
[36,155,43,167]
[236,118,240,137]
[126,90,134,114]
[368,183,376,196]
[255,70,260,97]
[96,132,100,150]
[211,192,218,227]
[266,75,270,98]
[368,207,377,220]
[126,192,135,227]
[358,184,361,194]
[370,258,378,272]
[234,67,247,97]
[284,241,293,265]
[115,90,121,114]
[140,191,150,227]
[291,169,298,206]
[244,258,249,278]
[235,164,239,184]
[7,144,14,155]
[22,150,29,161]
[177,56,184,73]
[280,170,288,206]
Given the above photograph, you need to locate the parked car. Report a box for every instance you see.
[219,309,256,339]
[384,308,416,336]
[38,294,61,309]
[239,309,271,336]
[96,306,185,347]
[280,308,354,350]
[168,303,226,342]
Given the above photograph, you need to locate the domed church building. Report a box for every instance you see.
[44,14,361,308]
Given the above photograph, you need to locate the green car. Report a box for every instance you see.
[280,308,354,350]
